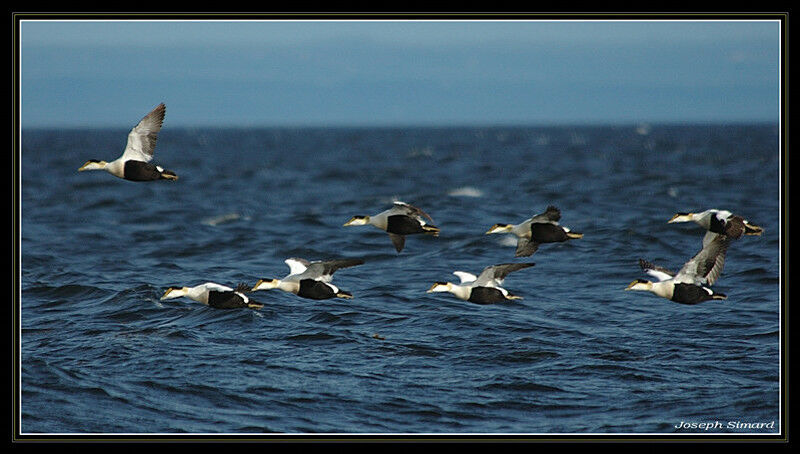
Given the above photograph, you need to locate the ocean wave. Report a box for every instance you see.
[21,125,780,433]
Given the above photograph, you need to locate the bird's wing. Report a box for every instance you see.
[392,201,435,223]
[701,231,722,248]
[529,205,561,224]
[305,259,365,280]
[388,233,406,253]
[675,235,731,285]
[285,257,311,276]
[638,259,675,282]
[515,237,540,257]
[699,244,729,286]
[121,103,165,162]
[453,271,477,284]
[475,263,535,286]
[202,282,233,293]
[234,283,252,294]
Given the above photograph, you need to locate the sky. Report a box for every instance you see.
[19,19,781,128]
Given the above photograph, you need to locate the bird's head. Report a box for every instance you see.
[161,286,189,300]
[426,281,453,293]
[78,159,108,171]
[343,216,370,226]
[252,278,279,291]
[625,279,653,291]
[485,223,513,234]
[668,212,695,223]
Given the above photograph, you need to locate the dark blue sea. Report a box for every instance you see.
[19,123,781,435]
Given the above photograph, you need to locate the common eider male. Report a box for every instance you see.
[78,103,178,181]
[485,206,583,257]
[343,201,440,252]
[161,282,263,309]
[625,234,731,305]
[427,263,535,304]
[252,257,365,300]
[669,209,763,246]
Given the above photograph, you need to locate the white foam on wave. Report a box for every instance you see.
[202,212,243,226]
[447,186,483,198]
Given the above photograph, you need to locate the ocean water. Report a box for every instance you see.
[19,124,781,435]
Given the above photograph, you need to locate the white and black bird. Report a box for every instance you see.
[625,234,732,305]
[161,282,263,309]
[669,209,763,246]
[427,262,535,304]
[251,258,365,300]
[485,205,583,257]
[343,201,440,252]
[78,103,178,181]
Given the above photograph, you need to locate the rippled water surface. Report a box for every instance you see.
[20,124,781,434]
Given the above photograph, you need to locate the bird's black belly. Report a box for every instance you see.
[387,215,426,235]
[207,291,248,309]
[123,160,163,181]
[671,284,714,305]
[530,223,569,243]
[297,279,337,300]
[468,287,508,304]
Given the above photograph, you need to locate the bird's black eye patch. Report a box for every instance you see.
[636,279,649,284]
[676,212,690,216]
[434,281,448,286]
[88,159,102,163]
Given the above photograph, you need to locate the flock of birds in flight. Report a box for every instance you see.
[78,103,764,309]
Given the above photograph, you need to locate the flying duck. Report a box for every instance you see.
[160,282,263,309]
[625,234,731,305]
[669,209,763,246]
[485,205,583,257]
[252,257,365,300]
[78,103,178,181]
[343,201,440,252]
[426,262,535,304]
